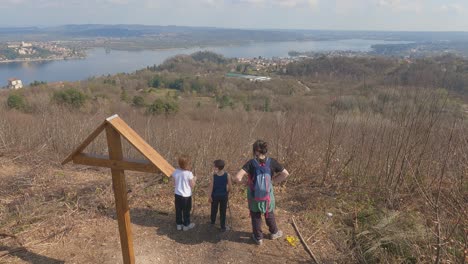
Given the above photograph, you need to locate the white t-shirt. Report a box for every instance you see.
[172,169,194,197]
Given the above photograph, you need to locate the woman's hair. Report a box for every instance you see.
[252,140,268,156]
[213,160,225,170]
[178,155,191,170]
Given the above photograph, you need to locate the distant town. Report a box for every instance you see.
[0,41,85,63]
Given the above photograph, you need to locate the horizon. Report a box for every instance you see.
[2,23,468,34]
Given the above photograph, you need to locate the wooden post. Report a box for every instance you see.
[106,125,135,264]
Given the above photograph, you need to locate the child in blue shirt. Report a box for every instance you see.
[208,159,232,231]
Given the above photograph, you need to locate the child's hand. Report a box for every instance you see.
[208,197,212,203]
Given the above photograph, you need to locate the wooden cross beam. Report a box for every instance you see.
[62,115,175,264]
[72,154,160,173]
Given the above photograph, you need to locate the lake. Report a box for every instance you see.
[1,39,403,85]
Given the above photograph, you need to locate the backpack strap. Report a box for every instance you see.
[264,158,271,217]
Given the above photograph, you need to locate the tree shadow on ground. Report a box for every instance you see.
[0,246,64,264]
[123,207,254,246]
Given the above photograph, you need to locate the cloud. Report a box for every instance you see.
[105,0,129,4]
[377,0,424,12]
[1,0,26,4]
[440,3,466,14]
[332,0,428,15]
[200,0,222,5]
[227,0,318,8]
[308,0,318,7]
[0,0,25,8]
[275,0,318,8]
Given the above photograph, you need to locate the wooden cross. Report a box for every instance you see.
[62,115,175,264]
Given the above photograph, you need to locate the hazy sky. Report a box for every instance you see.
[1,0,467,31]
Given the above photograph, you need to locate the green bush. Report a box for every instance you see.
[120,89,129,102]
[148,75,164,88]
[103,79,116,86]
[146,99,179,115]
[216,95,235,109]
[30,80,47,87]
[52,88,86,108]
[132,96,145,107]
[263,97,271,112]
[7,94,26,110]
[352,208,429,263]
[168,78,184,90]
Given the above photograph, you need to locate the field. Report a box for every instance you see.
[0,52,467,263]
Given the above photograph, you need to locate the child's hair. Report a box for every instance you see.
[178,155,191,170]
[214,160,225,170]
[252,140,268,156]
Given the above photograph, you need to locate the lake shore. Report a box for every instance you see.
[0,39,409,85]
[0,56,85,64]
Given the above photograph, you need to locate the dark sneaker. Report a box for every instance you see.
[271,230,283,240]
[252,234,263,245]
[221,226,230,232]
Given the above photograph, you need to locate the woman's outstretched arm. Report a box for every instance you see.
[227,173,233,193]
[233,169,248,183]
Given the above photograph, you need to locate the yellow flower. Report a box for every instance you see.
[286,235,298,247]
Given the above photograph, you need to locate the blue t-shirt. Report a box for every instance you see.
[212,172,228,198]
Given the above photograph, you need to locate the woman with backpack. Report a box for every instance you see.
[233,140,290,245]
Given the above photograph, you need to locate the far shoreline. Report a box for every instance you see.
[0,56,86,64]
[0,38,408,64]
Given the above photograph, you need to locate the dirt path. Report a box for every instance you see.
[0,159,312,264]
[126,205,310,264]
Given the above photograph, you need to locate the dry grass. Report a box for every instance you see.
[0,82,467,263]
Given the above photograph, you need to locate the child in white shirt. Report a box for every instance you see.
[172,155,197,231]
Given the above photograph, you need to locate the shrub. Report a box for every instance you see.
[132,96,145,107]
[103,79,116,86]
[216,95,235,109]
[7,94,26,110]
[168,78,184,90]
[146,99,179,115]
[30,80,47,87]
[329,96,358,112]
[352,209,429,263]
[244,102,251,112]
[52,88,86,108]
[263,97,271,112]
[120,89,129,102]
[148,75,163,88]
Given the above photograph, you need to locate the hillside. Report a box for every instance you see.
[0,52,467,263]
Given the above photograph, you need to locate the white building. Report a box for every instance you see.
[8,78,23,89]
[21,41,33,48]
